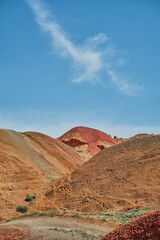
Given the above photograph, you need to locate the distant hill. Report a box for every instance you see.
[113,133,151,144]
[58,126,117,161]
[40,134,160,213]
[0,129,83,220]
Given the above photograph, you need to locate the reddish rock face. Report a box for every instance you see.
[58,126,117,161]
[0,226,31,240]
[100,209,160,240]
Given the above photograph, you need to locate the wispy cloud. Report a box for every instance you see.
[107,70,142,95]
[26,0,141,95]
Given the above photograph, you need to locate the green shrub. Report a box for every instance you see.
[30,212,38,216]
[49,211,55,216]
[61,157,68,163]
[142,207,151,211]
[16,206,28,213]
[25,194,36,202]
[56,213,64,216]
[22,133,32,138]
[71,213,80,218]
[39,212,47,216]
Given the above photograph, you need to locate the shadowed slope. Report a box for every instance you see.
[58,126,117,161]
[40,135,160,213]
[100,209,160,240]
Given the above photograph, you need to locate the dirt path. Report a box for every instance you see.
[4,216,114,240]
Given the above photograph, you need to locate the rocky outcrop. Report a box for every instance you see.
[0,226,31,240]
[100,209,160,240]
[58,126,117,161]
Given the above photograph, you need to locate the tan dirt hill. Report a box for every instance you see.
[35,134,160,213]
[0,129,83,221]
[58,126,117,161]
[113,133,151,144]
[26,131,85,167]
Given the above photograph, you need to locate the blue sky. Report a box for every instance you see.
[0,0,160,137]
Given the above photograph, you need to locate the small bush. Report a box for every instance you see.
[56,213,64,216]
[16,206,28,213]
[30,212,38,216]
[61,157,68,163]
[71,214,80,218]
[142,207,151,211]
[25,194,36,202]
[49,211,55,216]
[39,212,47,216]
[22,133,32,138]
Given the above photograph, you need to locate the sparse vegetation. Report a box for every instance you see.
[6,208,152,227]
[22,132,42,145]
[16,205,28,213]
[29,212,38,216]
[95,208,147,224]
[71,213,81,218]
[6,212,39,222]
[56,213,64,216]
[49,211,55,216]
[49,228,104,239]
[22,133,32,138]
[142,207,151,211]
[39,212,47,216]
[61,157,68,163]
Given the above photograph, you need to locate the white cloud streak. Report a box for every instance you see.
[26,0,141,95]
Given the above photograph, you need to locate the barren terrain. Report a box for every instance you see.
[1,216,114,240]
[0,129,82,220]
[0,128,159,239]
[35,134,160,213]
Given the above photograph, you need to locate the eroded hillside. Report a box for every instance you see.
[36,135,160,213]
[0,129,83,220]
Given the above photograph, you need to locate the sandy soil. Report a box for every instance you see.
[4,217,114,240]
